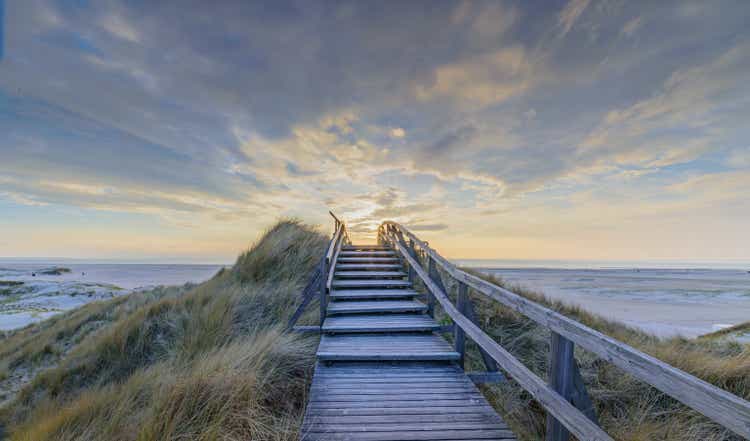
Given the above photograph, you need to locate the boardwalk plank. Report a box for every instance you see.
[300,243,517,441]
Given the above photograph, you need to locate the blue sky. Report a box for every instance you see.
[1,0,749,262]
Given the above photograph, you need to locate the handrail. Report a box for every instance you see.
[325,223,342,264]
[381,228,612,441]
[326,225,346,291]
[381,221,750,439]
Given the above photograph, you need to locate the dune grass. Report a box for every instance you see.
[438,269,750,441]
[0,219,326,441]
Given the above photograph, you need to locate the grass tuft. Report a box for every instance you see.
[0,219,326,441]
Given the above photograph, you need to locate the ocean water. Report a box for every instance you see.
[2,259,749,338]
[457,260,750,338]
[0,262,225,331]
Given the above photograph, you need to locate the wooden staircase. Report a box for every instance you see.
[300,244,517,440]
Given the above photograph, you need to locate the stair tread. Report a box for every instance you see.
[323,314,439,332]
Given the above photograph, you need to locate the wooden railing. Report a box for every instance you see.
[321,213,349,324]
[379,221,750,441]
[287,212,349,331]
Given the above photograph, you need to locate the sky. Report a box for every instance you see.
[1,0,749,263]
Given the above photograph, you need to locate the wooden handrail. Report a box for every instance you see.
[381,221,750,439]
[325,223,342,264]
[382,229,612,441]
[326,225,346,292]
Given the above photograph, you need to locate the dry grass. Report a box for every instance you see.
[443,269,750,441]
[0,219,326,441]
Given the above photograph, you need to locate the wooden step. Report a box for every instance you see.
[317,333,461,362]
[332,279,412,289]
[334,271,406,279]
[327,300,427,315]
[335,264,403,271]
[339,251,396,257]
[343,245,391,251]
[322,314,440,333]
[330,289,419,300]
[302,362,516,441]
[338,257,400,264]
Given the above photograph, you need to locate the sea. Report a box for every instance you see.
[1,258,749,338]
[458,259,750,339]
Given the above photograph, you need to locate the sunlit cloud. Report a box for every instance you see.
[1,0,749,261]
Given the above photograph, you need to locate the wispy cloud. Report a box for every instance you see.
[1,0,749,260]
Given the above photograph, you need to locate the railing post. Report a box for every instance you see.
[407,239,416,285]
[546,332,575,441]
[455,282,468,369]
[426,256,438,318]
[319,256,328,326]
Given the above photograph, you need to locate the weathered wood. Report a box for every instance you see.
[332,279,412,289]
[384,221,750,439]
[287,263,322,330]
[330,289,419,300]
[407,239,416,284]
[292,325,322,333]
[317,334,461,362]
[546,332,576,441]
[426,257,438,317]
[302,362,517,441]
[327,300,427,315]
[463,294,500,373]
[336,264,403,271]
[326,229,345,292]
[319,256,327,326]
[322,314,440,333]
[385,235,613,441]
[334,271,406,278]
[456,282,468,368]
[571,359,599,425]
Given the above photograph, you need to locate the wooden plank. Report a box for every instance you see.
[336,264,403,271]
[340,251,396,257]
[546,332,576,441]
[456,281,468,368]
[287,263,322,329]
[317,334,461,362]
[322,314,439,333]
[338,257,400,263]
[385,221,750,439]
[385,236,613,441]
[302,362,517,441]
[326,230,345,292]
[300,430,516,441]
[334,271,406,278]
[332,279,411,289]
[327,300,427,315]
[343,245,392,251]
[330,289,419,300]
[291,326,321,333]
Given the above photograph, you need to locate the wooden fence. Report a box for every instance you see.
[379,221,750,441]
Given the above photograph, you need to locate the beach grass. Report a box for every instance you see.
[443,269,750,441]
[1,221,747,440]
[0,219,326,441]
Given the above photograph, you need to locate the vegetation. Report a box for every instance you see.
[442,270,750,441]
[2,219,746,440]
[0,220,326,441]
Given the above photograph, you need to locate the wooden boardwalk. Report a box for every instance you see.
[300,245,517,441]
[291,216,750,440]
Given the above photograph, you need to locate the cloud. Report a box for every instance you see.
[621,16,642,37]
[558,0,591,37]
[100,14,141,43]
[415,46,534,107]
[390,127,406,138]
